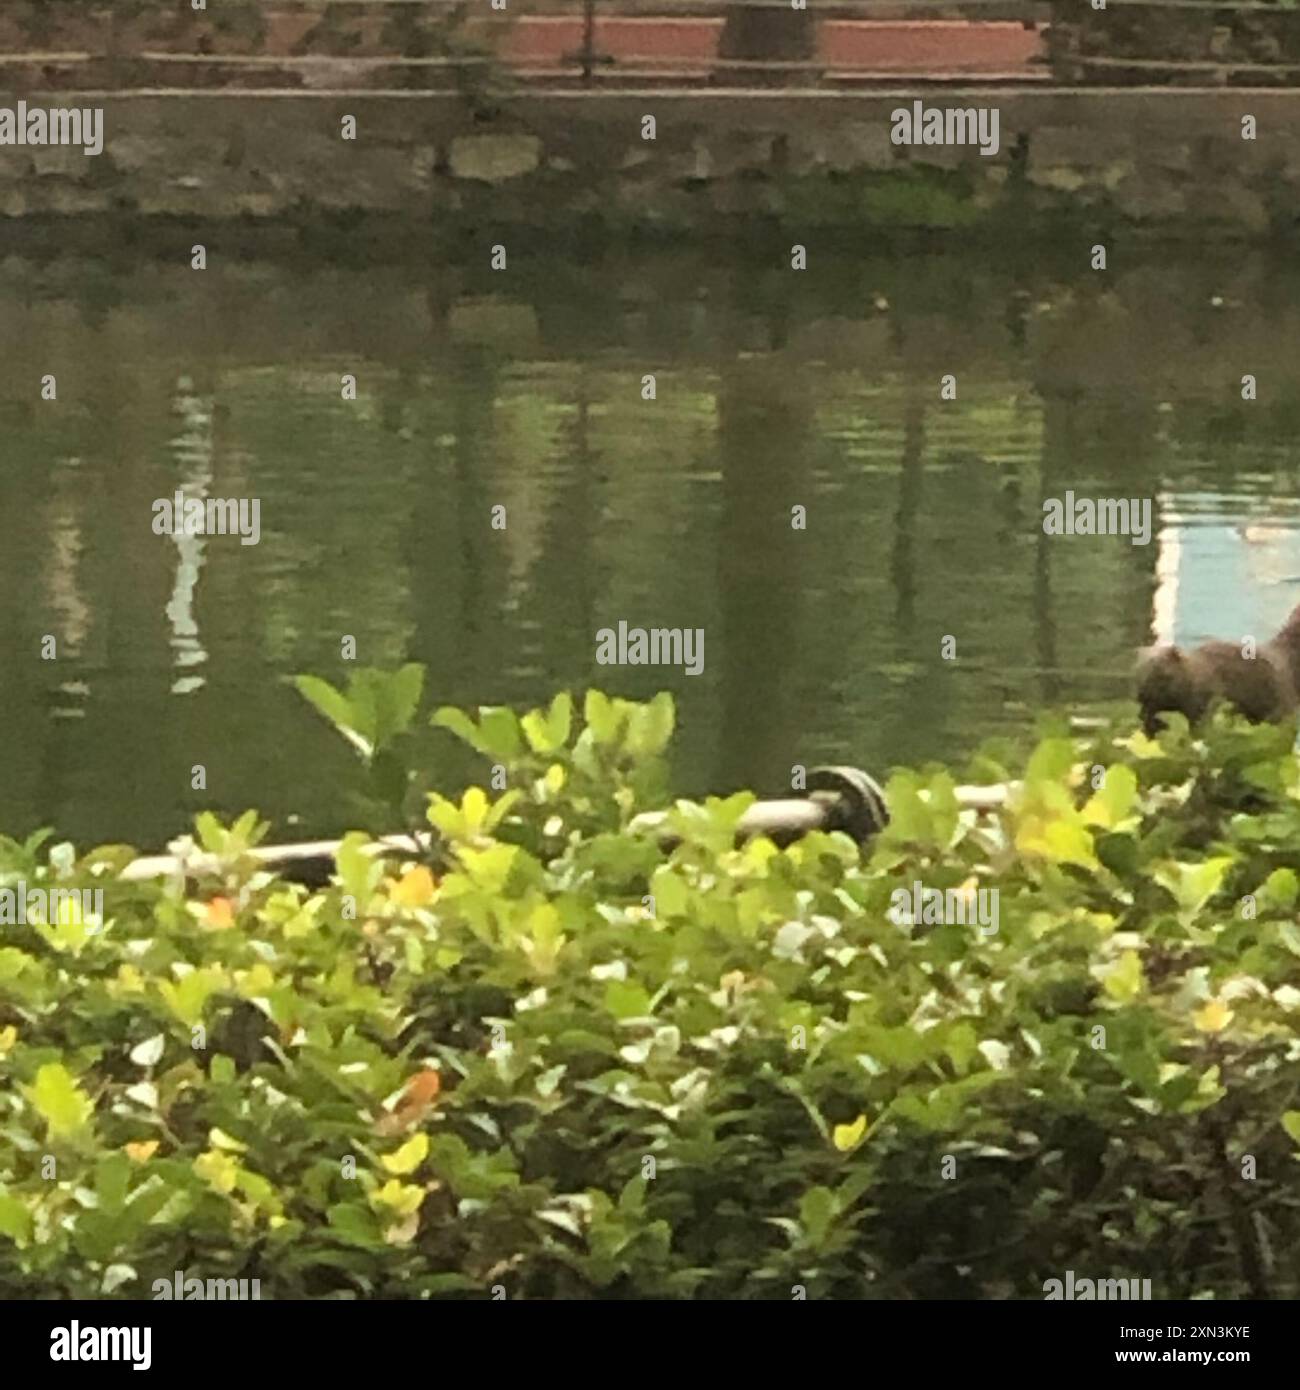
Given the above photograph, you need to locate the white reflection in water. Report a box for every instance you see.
[166,377,211,695]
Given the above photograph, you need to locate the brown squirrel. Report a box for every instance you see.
[1137,602,1300,735]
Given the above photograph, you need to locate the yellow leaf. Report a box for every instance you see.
[194,1149,239,1195]
[113,964,144,995]
[1041,819,1101,869]
[124,1140,159,1164]
[426,793,464,839]
[380,1132,430,1176]
[1081,765,1139,830]
[1098,949,1145,1003]
[370,1179,426,1218]
[0,1025,16,1055]
[391,865,436,908]
[832,1114,869,1152]
[235,963,275,999]
[462,786,489,836]
[1194,999,1233,1034]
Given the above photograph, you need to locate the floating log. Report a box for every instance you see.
[629,767,1016,850]
[120,832,429,889]
[117,770,1017,886]
[628,765,890,849]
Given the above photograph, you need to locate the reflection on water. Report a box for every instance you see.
[1153,493,1300,648]
[165,377,213,695]
[1,243,1299,848]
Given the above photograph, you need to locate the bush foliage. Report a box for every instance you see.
[1,674,1299,1299]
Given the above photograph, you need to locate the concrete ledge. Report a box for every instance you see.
[0,87,1292,234]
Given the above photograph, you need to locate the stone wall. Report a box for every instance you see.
[0,89,1294,235]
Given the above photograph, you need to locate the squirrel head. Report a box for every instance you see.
[1136,644,1192,736]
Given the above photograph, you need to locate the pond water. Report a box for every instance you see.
[2,240,1299,849]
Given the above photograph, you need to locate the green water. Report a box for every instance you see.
[3,241,1299,849]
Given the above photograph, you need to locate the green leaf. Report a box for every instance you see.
[584,690,622,745]
[434,705,524,763]
[432,706,484,751]
[604,980,652,1020]
[298,666,424,760]
[521,692,573,755]
[363,663,425,749]
[157,967,225,1029]
[25,1063,94,1140]
[944,1022,979,1074]
[293,675,366,755]
[335,831,382,903]
[1099,949,1145,1003]
[1025,737,1077,788]
[0,1191,33,1245]
[648,866,690,920]
[1154,857,1235,917]
[625,693,675,759]
[0,948,35,981]
[349,665,424,752]
[878,771,959,849]
[536,1064,567,1098]
[1262,868,1298,911]
[1095,831,1140,878]
[327,1201,384,1248]
[798,1186,838,1247]
[1081,765,1138,829]
[94,1154,131,1215]
[194,811,227,855]
[484,789,523,833]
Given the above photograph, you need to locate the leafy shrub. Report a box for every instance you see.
[1,677,1298,1299]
